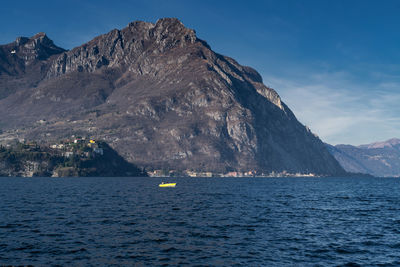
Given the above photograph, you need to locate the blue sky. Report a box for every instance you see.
[1,0,400,145]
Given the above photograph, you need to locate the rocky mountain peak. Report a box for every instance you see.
[156,17,184,26]
[11,32,65,63]
[127,20,154,30]
[153,17,197,45]
[32,32,47,39]
[29,32,55,48]
[148,17,197,52]
[0,33,65,77]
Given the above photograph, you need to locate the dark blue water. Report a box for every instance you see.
[1,177,400,266]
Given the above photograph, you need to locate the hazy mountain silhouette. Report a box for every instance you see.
[327,138,400,177]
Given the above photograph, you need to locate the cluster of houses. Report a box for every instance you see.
[221,171,256,177]
[147,169,316,178]
[147,169,258,177]
[186,171,213,177]
[49,137,103,158]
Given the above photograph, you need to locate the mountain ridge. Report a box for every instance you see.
[327,138,400,177]
[358,138,400,149]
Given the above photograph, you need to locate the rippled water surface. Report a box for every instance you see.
[1,177,400,266]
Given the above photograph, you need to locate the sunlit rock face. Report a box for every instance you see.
[0,18,345,175]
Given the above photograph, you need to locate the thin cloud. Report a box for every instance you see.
[264,70,400,145]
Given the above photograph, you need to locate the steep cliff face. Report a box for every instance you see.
[0,18,346,175]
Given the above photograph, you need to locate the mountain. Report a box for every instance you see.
[0,18,346,175]
[327,138,400,177]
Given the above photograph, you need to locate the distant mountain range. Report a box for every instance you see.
[327,138,400,177]
[0,18,346,176]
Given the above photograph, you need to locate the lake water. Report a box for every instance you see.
[1,177,400,266]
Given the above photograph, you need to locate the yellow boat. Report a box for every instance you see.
[159,182,176,187]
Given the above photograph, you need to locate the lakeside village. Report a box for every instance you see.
[3,136,317,178]
[148,169,317,178]
[49,137,104,158]
[2,136,104,159]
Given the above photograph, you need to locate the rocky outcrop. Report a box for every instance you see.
[0,18,346,175]
[0,32,64,73]
[14,32,65,64]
